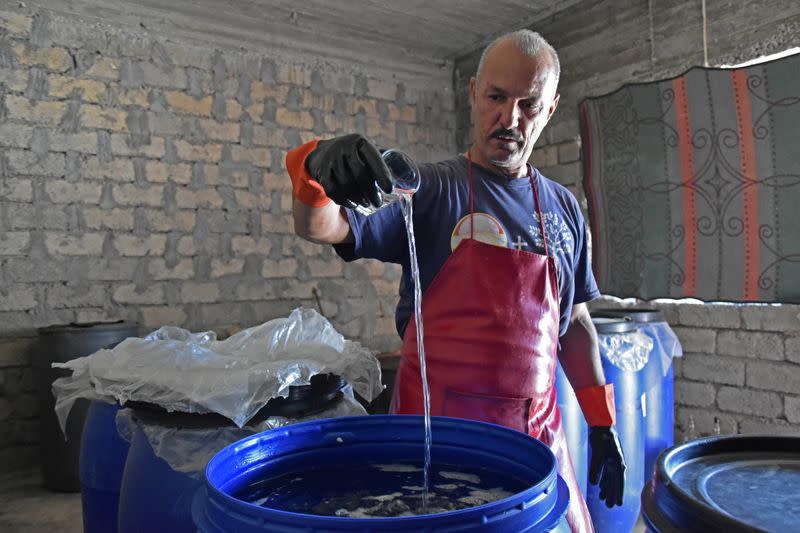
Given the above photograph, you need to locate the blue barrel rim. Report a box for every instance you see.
[197,414,570,529]
[642,435,800,533]
[193,475,571,533]
[203,415,561,522]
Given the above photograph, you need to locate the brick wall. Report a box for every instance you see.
[0,5,454,468]
[454,0,800,439]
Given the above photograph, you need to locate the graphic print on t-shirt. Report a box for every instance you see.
[450,213,508,251]
[527,212,575,257]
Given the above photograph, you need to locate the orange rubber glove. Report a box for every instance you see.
[285,140,331,208]
[575,383,616,427]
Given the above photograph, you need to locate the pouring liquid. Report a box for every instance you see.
[400,193,432,513]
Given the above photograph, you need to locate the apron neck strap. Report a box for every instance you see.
[467,150,550,256]
[468,150,475,240]
[531,171,549,257]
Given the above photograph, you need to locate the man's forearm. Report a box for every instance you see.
[292,196,354,244]
[286,139,353,244]
[559,303,605,390]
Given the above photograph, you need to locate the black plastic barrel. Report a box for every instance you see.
[34,321,138,491]
[368,351,401,414]
[587,317,646,533]
[593,308,679,482]
[641,435,800,532]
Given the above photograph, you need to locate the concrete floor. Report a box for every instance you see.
[0,468,82,533]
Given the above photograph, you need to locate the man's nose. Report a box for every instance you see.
[499,101,520,130]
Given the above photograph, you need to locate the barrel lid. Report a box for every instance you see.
[38,320,139,335]
[643,435,800,532]
[592,308,665,323]
[591,316,637,334]
[129,373,347,426]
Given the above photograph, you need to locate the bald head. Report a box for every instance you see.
[476,30,560,89]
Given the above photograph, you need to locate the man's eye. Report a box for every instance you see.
[521,101,538,110]
[488,94,503,102]
[524,104,544,116]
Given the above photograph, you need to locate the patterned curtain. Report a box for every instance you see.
[580,53,800,302]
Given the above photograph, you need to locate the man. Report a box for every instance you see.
[286,30,624,532]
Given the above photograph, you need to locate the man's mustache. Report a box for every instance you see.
[490,128,523,142]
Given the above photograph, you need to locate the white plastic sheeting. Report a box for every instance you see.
[52,308,383,431]
[599,330,654,372]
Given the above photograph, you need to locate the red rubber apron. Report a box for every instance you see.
[390,153,594,533]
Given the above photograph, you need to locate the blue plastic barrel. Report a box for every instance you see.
[117,418,200,533]
[193,415,571,532]
[587,318,646,533]
[641,435,800,532]
[118,376,353,533]
[80,401,129,533]
[593,308,681,481]
[642,356,674,481]
[554,361,588,496]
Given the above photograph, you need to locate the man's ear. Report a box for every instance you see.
[547,92,560,121]
[470,77,476,108]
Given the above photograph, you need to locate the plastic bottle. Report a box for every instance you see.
[683,415,696,442]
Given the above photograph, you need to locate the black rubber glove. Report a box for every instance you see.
[305,134,393,210]
[588,426,626,508]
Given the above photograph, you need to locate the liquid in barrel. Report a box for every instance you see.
[237,462,528,518]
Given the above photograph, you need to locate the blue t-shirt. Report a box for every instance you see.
[334,155,600,337]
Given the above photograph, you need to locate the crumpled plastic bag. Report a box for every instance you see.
[639,322,683,375]
[115,384,367,477]
[52,308,382,432]
[599,330,654,372]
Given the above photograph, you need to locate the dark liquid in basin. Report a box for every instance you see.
[235,461,531,518]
